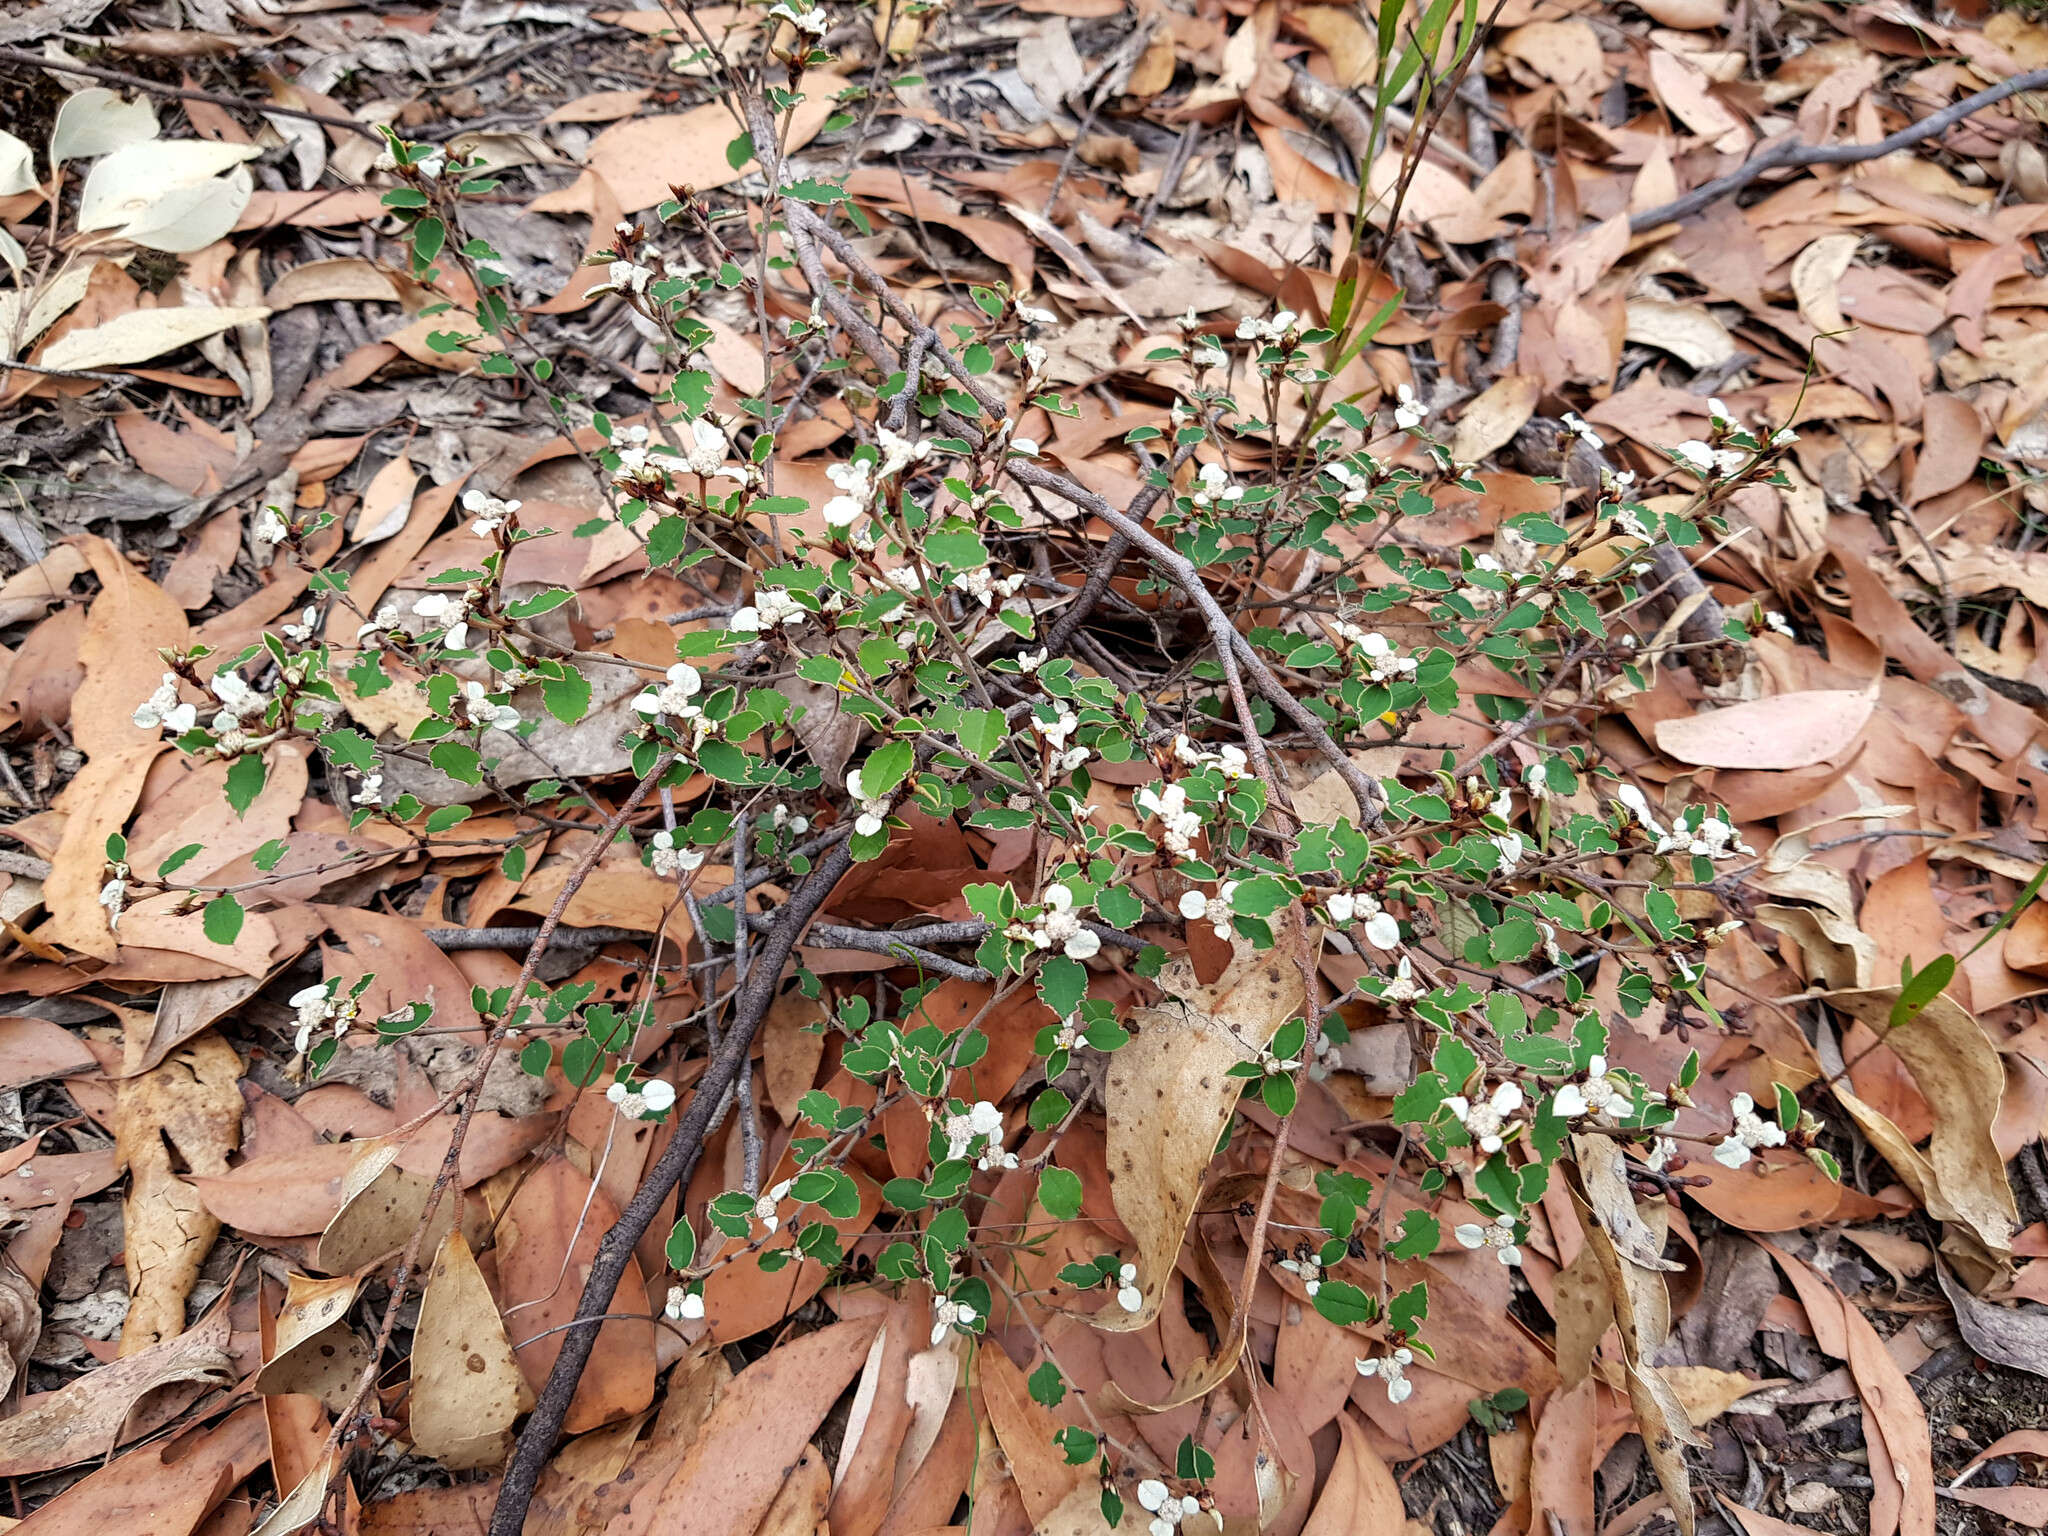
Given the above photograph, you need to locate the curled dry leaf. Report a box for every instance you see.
[76,139,261,252]
[317,1137,455,1275]
[252,1445,344,1536]
[253,1271,372,1413]
[114,1030,242,1355]
[1568,1136,1705,1536]
[1935,1260,2048,1379]
[0,128,37,196]
[50,88,160,164]
[0,1252,38,1410]
[0,1296,234,1478]
[1822,987,2017,1269]
[1654,688,1875,770]
[411,1229,536,1470]
[1100,910,1311,1331]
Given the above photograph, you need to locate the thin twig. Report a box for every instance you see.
[0,46,381,138]
[1629,66,2048,232]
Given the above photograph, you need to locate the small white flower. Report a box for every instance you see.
[133,673,198,734]
[641,1078,677,1113]
[98,867,129,930]
[1491,831,1526,876]
[1711,1135,1752,1169]
[1453,1213,1522,1266]
[1355,1348,1414,1404]
[1178,889,1210,921]
[636,661,705,720]
[1016,303,1055,326]
[351,774,383,806]
[1670,440,1716,475]
[1765,610,1794,638]
[1561,411,1604,449]
[412,591,472,651]
[1552,1082,1587,1119]
[1064,926,1101,961]
[253,505,290,548]
[1115,1261,1142,1312]
[1393,383,1428,431]
[1707,397,1738,430]
[462,680,522,733]
[462,488,520,538]
[664,1285,705,1321]
[684,416,729,476]
[931,1296,978,1345]
[1362,911,1401,951]
[1449,1081,1524,1154]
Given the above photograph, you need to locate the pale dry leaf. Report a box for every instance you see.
[0,1298,234,1477]
[317,1137,454,1275]
[543,89,653,123]
[1906,394,1988,504]
[252,1446,343,1536]
[41,304,272,372]
[1302,1411,1404,1536]
[1662,1365,1764,1426]
[1101,910,1311,1331]
[1648,47,1749,151]
[114,1030,241,1355]
[1654,688,1875,770]
[411,1228,536,1470]
[1451,374,1543,465]
[77,139,260,251]
[547,76,843,214]
[51,88,160,164]
[253,1271,371,1412]
[354,454,419,544]
[0,129,34,196]
[1822,988,2016,1267]
[0,1254,38,1410]
[1625,299,1737,370]
[1791,234,1860,336]
[265,258,402,309]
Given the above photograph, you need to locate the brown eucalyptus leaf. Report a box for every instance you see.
[411,1229,535,1470]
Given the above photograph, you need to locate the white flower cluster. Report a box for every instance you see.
[1355,1348,1414,1404]
[1007,883,1101,960]
[610,424,656,488]
[930,1294,979,1344]
[1322,890,1401,951]
[1029,707,1088,774]
[463,488,519,538]
[768,1,829,34]
[683,417,728,477]
[1189,462,1242,510]
[635,663,710,746]
[606,1076,678,1119]
[1378,957,1422,1003]
[1136,781,1203,855]
[664,1283,705,1321]
[208,671,271,756]
[942,1099,1012,1169]
[1454,1213,1522,1267]
[843,767,892,837]
[1322,458,1376,506]
[133,672,197,735]
[1490,829,1526,875]
[373,143,445,178]
[1614,787,1751,861]
[1113,1260,1141,1312]
[1330,624,1417,684]
[253,505,291,549]
[413,589,477,650]
[1175,883,1232,940]
[753,1179,793,1233]
[1562,411,1604,450]
[1670,439,1749,480]
[649,829,707,879]
[1276,1250,1322,1296]
[1446,1080,1524,1154]
[289,981,360,1055]
[461,680,522,733]
[1712,1091,1785,1169]
[1550,1054,1632,1122]
[1136,1479,1203,1536]
[98,861,130,930]
[952,567,1028,611]
[1235,310,1297,341]
[822,429,927,530]
[728,586,808,633]
[1172,732,1249,780]
[1393,383,1428,431]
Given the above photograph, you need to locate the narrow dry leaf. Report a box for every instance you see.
[354,454,419,545]
[114,1030,241,1354]
[1791,234,1860,335]
[1100,912,1311,1330]
[1654,688,1875,770]
[41,305,273,372]
[411,1229,536,1469]
[252,1446,344,1536]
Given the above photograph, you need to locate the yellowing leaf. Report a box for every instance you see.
[41,304,274,372]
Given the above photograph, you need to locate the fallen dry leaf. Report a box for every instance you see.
[1655,688,1875,769]
[410,1229,536,1469]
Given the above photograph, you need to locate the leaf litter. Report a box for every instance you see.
[0,1,2046,1535]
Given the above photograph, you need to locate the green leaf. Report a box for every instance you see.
[542,665,592,725]
[425,805,472,836]
[223,753,267,817]
[502,844,528,880]
[105,832,127,862]
[957,707,1005,761]
[1028,1360,1066,1407]
[859,739,914,797]
[1037,1166,1083,1220]
[1037,954,1088,1017]
[519,1039,553,1076]
[1312,1280,1375,1326]
[202,893,244,946]
[666,1219,697,1270]
[725,131,755,170]
[156,844,203,880]
[1387,1209,1440,1261]
[1890,953,1956,1030]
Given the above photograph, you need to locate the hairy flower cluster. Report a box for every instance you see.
[1007,883,1101,960]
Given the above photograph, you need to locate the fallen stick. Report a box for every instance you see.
[1629,65,2048,233]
